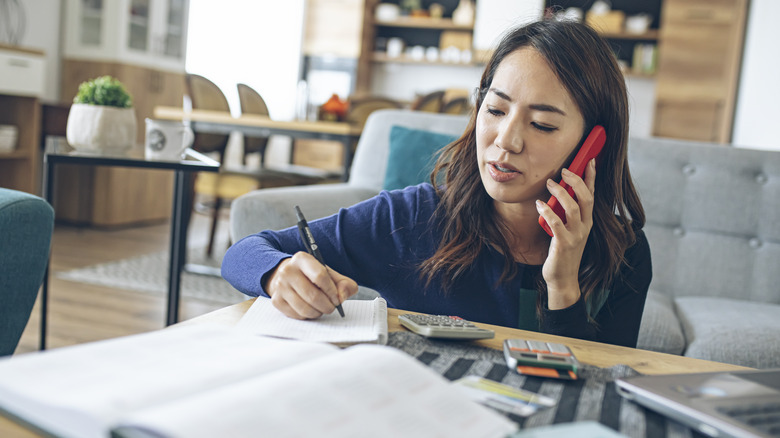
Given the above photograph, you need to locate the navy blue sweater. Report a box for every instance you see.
[221,183,652,347]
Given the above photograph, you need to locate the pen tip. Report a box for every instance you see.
[336,304,345,318]
[294,205,304,221]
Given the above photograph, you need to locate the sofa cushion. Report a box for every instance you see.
[675,296,780,369]
[383,125,457,191]
[636,289,686,355]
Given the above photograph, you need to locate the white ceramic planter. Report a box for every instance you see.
[66,103,137,152]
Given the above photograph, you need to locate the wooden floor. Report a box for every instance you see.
[14,211,233,355]
[3,211,236,437]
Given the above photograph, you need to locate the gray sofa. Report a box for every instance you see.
[631,138,780,369]
[230,109,780,369]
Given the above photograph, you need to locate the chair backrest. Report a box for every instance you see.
[185,74,230,158]
[236,83,271,165]
[441,96,472,115]
[410,90,445,113]
[0,189,54,356]
[348,109,469,191]
[345,96,404,129]
[628,137,780,305]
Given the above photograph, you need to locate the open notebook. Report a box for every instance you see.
[235,296,388,346]
[0,324,516,438]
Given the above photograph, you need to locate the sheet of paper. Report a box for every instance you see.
[115,345,518,438]
[235,297,388,345]
[0,324,337,438]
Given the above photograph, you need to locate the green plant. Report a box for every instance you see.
[73,76,133,108]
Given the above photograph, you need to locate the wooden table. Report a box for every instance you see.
[152,106,363,180]
[0,299,749,438]
[183,298,750,376]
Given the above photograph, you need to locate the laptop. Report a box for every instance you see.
[616,369,780,438]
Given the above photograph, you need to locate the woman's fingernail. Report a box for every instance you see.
[546,178,555,187]
[561,168,572,175]
[536,199,544,209]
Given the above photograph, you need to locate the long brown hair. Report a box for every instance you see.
[421,20,645,310]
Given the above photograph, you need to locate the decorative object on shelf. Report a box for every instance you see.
[632,43,657,75]
[429,3,444,20]
[375,2,400,22]
[66,76,137,152]
[399,0,421,16]
[0,0,26,45]
[452,0,476,26]
[0,124,18,153]
[626,14,652,34]
[387,37,404,58]
[585,1,625,33]
[318,94,348,122]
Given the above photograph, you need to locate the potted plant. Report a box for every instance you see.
[66,76,136,152]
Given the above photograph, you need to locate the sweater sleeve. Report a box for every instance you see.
[220,184,436,298]
[540,229,652,348]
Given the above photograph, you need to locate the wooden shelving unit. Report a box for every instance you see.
[0,44,44,195]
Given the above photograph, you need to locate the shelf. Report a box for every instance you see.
[601,30,659,41]
[0,151,27,159]
[371,52,480,67]
[374,17,472,31]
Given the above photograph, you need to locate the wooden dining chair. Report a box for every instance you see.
[184,73,233,257]
[185,74,231,162]
[236,83,271,166]
[441,96,472,115]
[345,96,404,128]
[410,90,445,113]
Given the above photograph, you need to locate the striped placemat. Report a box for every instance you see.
[387,332,701,438]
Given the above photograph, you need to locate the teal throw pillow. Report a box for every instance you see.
[383,126,457,191]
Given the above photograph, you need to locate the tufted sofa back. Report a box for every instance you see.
[628,137,780,304]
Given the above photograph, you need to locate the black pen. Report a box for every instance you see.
[294,205,345,318]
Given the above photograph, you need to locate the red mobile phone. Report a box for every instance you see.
[539,125,606,237]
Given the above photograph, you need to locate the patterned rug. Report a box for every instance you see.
[56,247,247,305]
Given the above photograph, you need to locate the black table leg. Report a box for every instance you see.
[166,170,192,325]
[39,156,54,350]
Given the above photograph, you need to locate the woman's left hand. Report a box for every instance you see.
[535,158,596,310]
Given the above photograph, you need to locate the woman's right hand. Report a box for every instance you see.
[265,252,358,319]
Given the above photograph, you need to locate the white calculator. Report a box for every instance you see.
[398,314,495,340]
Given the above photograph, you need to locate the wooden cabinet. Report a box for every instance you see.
[63,0,188,73]
[0,45,45,195]
[56,0,190,226]
[652,0,748,142]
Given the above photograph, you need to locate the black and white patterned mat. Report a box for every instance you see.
[388,332,703,438]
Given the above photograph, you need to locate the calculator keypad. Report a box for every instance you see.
[399,314,495,340]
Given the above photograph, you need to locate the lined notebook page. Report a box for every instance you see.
[235,297,388,345]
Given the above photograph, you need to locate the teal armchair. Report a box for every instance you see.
[0,188,54,356]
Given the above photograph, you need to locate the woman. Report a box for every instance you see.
[221,20,651,348]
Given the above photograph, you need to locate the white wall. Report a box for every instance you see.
[370,63,482,103]
[186,0,305,165]
[732,0,780,150]
[186,0,304,121]
[14,0,62,101]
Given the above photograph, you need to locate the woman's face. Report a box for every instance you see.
[476,47,585,211]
